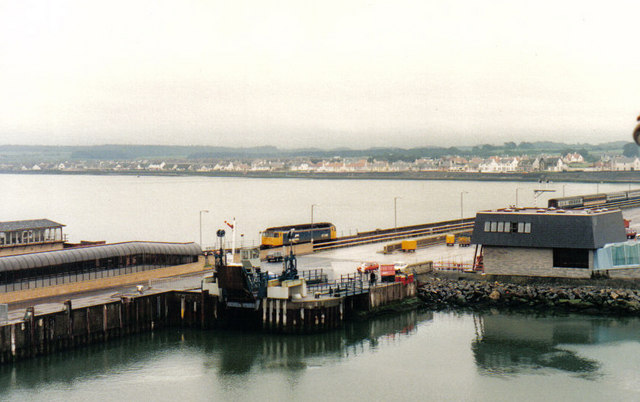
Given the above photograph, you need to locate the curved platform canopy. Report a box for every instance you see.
[0,241,202,272]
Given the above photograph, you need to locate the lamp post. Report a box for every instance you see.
[310,204,319,227]
[310,204,319,244]
[515,188,522,208]
[394,197,401,229]
[562,184,567,197]
[199,210,209,246]
[460,191,468,222]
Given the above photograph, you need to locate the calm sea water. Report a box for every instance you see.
[1,310,640,401]
[0,174,631,247]
[1,174,639,401]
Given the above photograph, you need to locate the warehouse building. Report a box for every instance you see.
[471,208,627,278]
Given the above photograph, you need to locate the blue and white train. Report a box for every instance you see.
[548,189,640,209]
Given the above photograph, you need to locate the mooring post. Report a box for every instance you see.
[64,300,73,345]
[201,290,208,329]
[180,296,185,326]
[25,307,35,357]
[103,305,108,340]
[282,300,287,327]
[262,298,267,326]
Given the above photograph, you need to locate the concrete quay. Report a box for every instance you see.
[0,270,417,364]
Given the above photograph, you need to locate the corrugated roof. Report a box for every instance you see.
[0,241,202,272]
[0,219,64,232]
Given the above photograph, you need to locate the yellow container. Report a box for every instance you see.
[458,236,470,246]
[445,234,456,246]
[401,240,417,252]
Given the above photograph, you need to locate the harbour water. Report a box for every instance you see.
[0,174,632,247]
[1,174,640,400]
[1,309,640,401]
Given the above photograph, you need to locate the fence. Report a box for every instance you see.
[301,268,328,284]
[307,272,372,297]
[433,260,476,272]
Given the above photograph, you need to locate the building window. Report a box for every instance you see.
[553,248,589,268]
[484,221,531,234]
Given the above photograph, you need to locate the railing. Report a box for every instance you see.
[301,268,327,284]
[433,260,477,272]
[307,272,372,297]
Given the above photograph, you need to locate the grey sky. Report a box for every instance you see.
[1,0,638,148]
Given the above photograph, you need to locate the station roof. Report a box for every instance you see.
[471,207,627,249]
[0,219,64,232]
[0,241,202,272]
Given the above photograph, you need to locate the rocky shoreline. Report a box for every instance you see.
[418,276,640,315]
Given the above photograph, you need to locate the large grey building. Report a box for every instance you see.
[471,208,627,278]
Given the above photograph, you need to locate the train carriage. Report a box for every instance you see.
[548,196,584,209]
[582,193,607,207]
[261,223,337,248]
[606,191,628,202]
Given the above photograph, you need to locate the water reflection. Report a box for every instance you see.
[192,309,428,375]
[0,309,431,394]
[472,312,640,377]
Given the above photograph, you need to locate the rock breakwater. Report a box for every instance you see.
[418,276,640,315]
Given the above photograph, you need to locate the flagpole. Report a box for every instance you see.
[231,217,236,261]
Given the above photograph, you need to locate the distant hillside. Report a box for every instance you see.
[0,141,630,163]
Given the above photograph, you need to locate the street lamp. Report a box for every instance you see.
[310,204,319,244]
[199,210,209,246]
[460,191,468,222]
[515,188,522,208]
[310,204,319,227]
[562,184,567,197]
[394,197,401,229]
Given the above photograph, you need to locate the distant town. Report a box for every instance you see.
[3,153,640,174]
[1,141,640,175]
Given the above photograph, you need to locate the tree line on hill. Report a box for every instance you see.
[0,141,632,163]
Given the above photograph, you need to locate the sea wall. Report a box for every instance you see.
[0,291,207,364]
[418,276,640,315]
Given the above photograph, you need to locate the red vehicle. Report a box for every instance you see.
[625,219,637,239]
[357,262,379,273]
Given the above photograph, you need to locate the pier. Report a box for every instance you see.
[3,186,639,365]
[0,271,417,363]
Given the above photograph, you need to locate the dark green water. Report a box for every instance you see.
[1,309,640,401]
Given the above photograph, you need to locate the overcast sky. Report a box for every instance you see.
[1,0,638,149]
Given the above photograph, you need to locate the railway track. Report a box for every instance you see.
[592,198,640,210]
[313,218,475,251]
